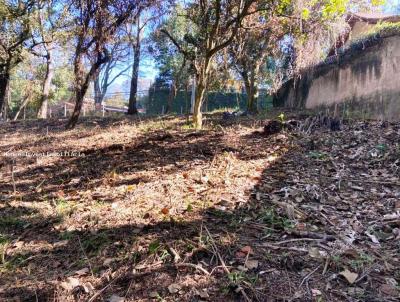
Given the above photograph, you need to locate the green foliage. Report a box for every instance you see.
[228,271,246,284]
[55,198,76,217]
[81,233,110,255]
[259,208,294,230]
[9,56,73,116]
[148,240,161,254]
[149,4,190,89]
[0,216,25,229]
[322,0,350,19]
[277,0,294,15]
[349,253,375,271]
[278,113,286,123]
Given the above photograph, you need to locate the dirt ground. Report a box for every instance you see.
[0,112,399,302]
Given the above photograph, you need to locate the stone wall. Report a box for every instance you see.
[273,34,400,120]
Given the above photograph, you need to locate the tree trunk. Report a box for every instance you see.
[14,93,30,121]
[242,70,258,114]
[193,78,206,129]
[127,17,141,115]
[192,58,211,129]
[66,56,89,129]
[0,69,10,117]
[37,47,54,119]
[165,82,176,114]
[66,86,87,129]
[250,66,260,113]
[93,70,103,110]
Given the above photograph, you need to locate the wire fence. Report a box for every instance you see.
[6,88,273,120]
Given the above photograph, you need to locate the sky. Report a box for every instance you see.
[384,0,400,12]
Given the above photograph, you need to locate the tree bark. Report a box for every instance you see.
[127,17,141,115]
[66,56,90,129]
[14,93,30,121]
[193,78,206,130]
[93,70,103,110]
[165,82,176,114]
[37,47,54,119]
[192,57,212,129]
[0,69,10,117]
[241,69,258,114]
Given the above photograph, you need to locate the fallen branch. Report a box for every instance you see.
[275,238,323,245]
[299,264,321,287]
[88,276,119,302]
[77,236,94,277]
[175,263,210,275]
[286,230,336,241]
[259,243,308,253]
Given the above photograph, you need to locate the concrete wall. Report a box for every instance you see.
[274,34,400,120]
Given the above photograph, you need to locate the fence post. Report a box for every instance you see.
[161,105,165,115]
[64,103,67,117]
[102,105,105,117]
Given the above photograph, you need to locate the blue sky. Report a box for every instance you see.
[385,0,400,12]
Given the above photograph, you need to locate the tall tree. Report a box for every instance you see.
[162,0,262,129]
[126,2,164,115]
[0,0,36,116]
[150,5,189,114]
[92,39,131,109]
[66,0,149,129]
[31,0,67,118]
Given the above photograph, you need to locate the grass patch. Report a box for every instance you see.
[259,207,294,230]
[55,198,76,217]
[0,235,10,267]
[0,217,26,230]
[349,253,375,272]
[81,233,110,256]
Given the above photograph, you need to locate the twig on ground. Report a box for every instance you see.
[259,243,308,253]
[299,264,321,287]
[175,263,210,275]
[11,160,16,195]
[77,236,94,277]
[322,257,330,275]
[287,230,336,241]
[166,245,181,263]
[204,226,251,302]
[88,275,120,302]
[275,238,323,245]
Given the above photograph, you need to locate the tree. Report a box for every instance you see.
[66,0,149,129]
[92,38,131,109]
[227,12,277,113]
[161,0,262,129]
[0,0,36,117]
[31,0,68,119]
[126,2,164,115]
[150,5,189,114]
